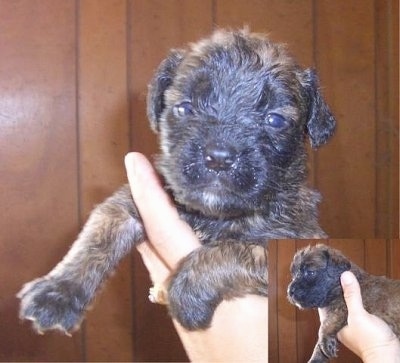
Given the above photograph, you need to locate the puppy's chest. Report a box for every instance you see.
[182,212,270,245]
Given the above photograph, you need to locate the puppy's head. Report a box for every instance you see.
[287,244,351,308]
[147,29,336,218]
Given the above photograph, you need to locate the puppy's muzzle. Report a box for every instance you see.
[204,142,237,171]
[287,283,297,301]
[287,283,304,308]
[287,283,295,296]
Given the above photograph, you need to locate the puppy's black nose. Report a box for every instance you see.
[204,143,236,171]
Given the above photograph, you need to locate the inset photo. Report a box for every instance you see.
[269,239,400,363]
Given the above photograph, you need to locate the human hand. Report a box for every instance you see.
[125,152,200,283]
[124,152,268,362]
[337,271,400,363]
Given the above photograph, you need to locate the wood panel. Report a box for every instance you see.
[390,0,399,238]
[0,0,82,361]
[77,1,132,361]
[389,239,400,279]
[375,0,399,237]
[314,0,377,237]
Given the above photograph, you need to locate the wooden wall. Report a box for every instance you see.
[269,239,400,363]
[0,0,398,362]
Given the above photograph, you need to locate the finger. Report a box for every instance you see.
[317,307,328,323]
[136,242,171,284]
[340,271,365,315]
[125,152,200,268]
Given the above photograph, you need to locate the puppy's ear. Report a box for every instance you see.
[301,69,336,148]
[147,50,185,133]
[325,249,351,277]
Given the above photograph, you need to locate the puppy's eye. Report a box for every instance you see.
[266,113,287,128]
[173,102,194,118]
[304,270,316,278]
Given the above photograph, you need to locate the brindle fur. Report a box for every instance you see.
[288,244,400,363]
[18,29,335,334]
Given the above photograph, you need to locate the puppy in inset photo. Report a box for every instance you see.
[288,244,400,363]
[18,29,335,335]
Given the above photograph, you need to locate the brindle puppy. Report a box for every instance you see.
[288,244,400,362]
[18,29,335,334]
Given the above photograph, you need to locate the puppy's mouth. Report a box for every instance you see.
[157,148,271,217]
[287,288,303,307]
[287,292,307,309]
[287,283,324,309]
[195,175,242,193]
[181,183,258,218]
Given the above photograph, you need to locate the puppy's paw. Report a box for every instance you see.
[307,341,331,363]
[308,357,329,363]
[17,277,88,335]
[320,335,338,358]
[168,252,220,330]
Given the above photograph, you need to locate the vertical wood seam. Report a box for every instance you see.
[211,0,217,30]
[75,0,82,229]
[386,239,390,276]
[374,0,382,238]
[74,0,86,361]
[386,0,398,238]
[275,241,280,363]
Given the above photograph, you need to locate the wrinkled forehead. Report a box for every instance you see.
[182,35,297,83]
[173,41,302,113]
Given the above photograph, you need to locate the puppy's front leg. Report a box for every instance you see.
[308,336,332,363]
[168,242,267,330]
[18,185,144,334]
[308,309,346,363]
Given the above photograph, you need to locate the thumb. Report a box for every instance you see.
[341,271,365,316]
[124,152,200,268]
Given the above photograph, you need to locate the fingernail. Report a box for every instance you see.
[125,152,137,180]
[341,271,354,285]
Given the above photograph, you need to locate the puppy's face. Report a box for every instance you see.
[287,245,351,308]
[147,30,335,218]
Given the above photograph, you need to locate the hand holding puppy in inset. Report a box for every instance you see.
[338,271,400,363]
